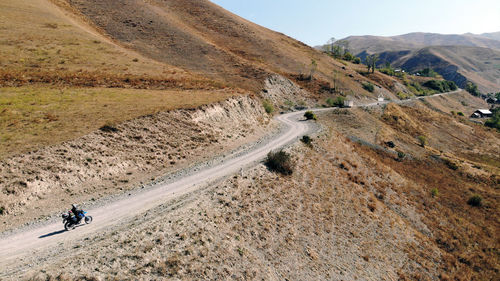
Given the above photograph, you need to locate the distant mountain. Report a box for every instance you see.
[340,32,500,92]
[344,32,500,55]
[476,31,500,42]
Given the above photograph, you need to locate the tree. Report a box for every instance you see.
[336,40,350,54]
[332,45,343,58]
[326,37,336,53]
[309,59,317,80]
[331,70,339,91]
[465,82,480,96]
[365,54,379,73]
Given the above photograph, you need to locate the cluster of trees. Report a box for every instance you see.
[323,38,361,64]
[416,68,439,78]
[485,107,500,131]
[422,80,457,93]
[365,54,379,73]
[379,62,404,78]
[465,82,481,96]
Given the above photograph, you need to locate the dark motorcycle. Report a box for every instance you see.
[62,210,93,231]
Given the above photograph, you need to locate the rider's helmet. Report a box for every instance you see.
[71,204,78,209]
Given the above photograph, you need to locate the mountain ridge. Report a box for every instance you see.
[338,32,500,92]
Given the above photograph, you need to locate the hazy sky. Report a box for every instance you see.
[211,0,500,46]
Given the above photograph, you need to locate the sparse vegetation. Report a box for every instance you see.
[326,96,344,107]
[362,82,375,92]
[396,92,410,100]
[417,135,427,147]
[264,150,294,175]
[0,206,5,215]
[262,100,274,114]
[467,194,483,207]
[99,123,119,133]
[431,188,439,198]
[0,87,233,157]
[301,135,312,146]
[397,151,406,160]
[304,111,317,120]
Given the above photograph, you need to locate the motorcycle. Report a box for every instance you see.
[62,210,93,231]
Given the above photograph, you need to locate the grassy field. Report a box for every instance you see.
[0,0,184,77]
[0,86,235,157]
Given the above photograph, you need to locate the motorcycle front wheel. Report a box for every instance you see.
[84,216,93,224]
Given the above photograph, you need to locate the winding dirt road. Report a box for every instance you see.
[0,108,320,277]
[0,90,462,277]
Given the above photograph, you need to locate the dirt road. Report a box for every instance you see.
[0,109,319,277]
[0,90,462,277]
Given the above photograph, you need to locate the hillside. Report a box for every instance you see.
[0,1,499,280]
[377,46,500,91]
[62,0,343,91]
[341,32,500,93]
[0,0,388,159]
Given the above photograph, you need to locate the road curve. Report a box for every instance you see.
[0,108,320,275]
[0,90,462,276]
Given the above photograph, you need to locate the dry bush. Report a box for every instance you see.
[264,150,294,175]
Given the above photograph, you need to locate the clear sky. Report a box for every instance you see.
[210,0,500,46]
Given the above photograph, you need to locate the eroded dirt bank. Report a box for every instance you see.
[0,94,271,232]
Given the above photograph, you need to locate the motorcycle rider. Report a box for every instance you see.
[70,204,84,223]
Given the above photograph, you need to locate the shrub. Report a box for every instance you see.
[431,188,439,198]
[457,112,464,116]
[304,111,317,120]
[417,136,427,147]
[99,123,119,133]
[467,194,483,207]
[397,151,406,160]
[262,100,274,114]
[343,52,354,61]
[485,108,500,131]
[264,150,293,175]
[397,92,409,100]
[0,206,5,215]
[465,82,481,96]
[353,57,361,64]
[362,82,375,92]
[301,135,312,146]
[443,159,459,170]
[326,96,345,107]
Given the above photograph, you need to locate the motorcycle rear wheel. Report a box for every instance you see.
[64,221,75,231]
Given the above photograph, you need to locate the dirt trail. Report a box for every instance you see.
[0,90,462,277]
[0,109,317,276]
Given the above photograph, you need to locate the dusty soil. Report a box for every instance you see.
[16,112,450,281]
[0,95,270,232]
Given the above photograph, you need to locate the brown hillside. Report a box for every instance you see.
[62,0,344,91]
